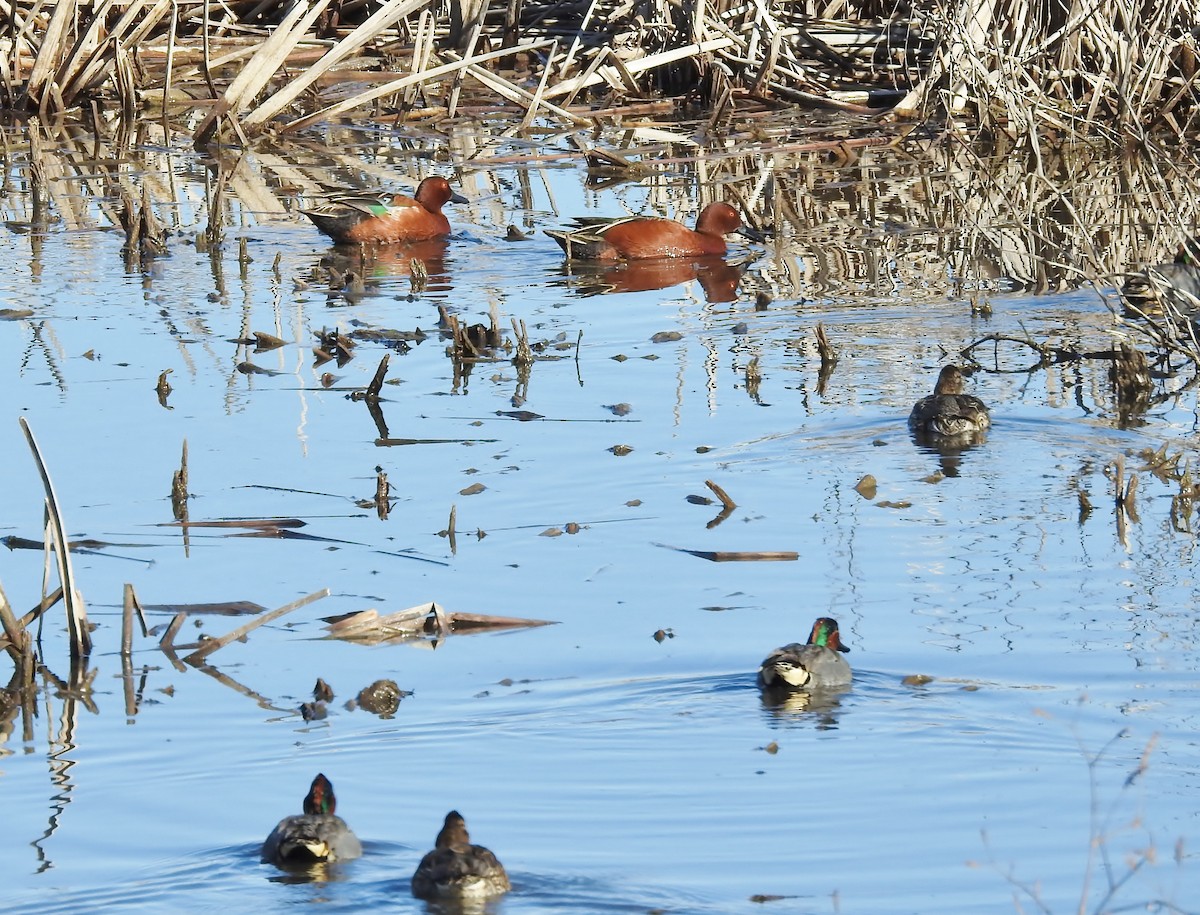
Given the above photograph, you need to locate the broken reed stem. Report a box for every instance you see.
[815,322,838,367]
[511,317,533,367]
[375,468,390,520]
[366,353,390,398]
[19,417,91,661]
[447,503,457,554]
[121,583,139,717]
[122,583,135,660]
[182,588,330,664]
[0,582,27,664]
[159,611,187,651]
[704,479,737,511]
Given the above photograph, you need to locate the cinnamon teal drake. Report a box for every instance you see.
[262,773,362,866]
[757,617,852,690]
[908,365,990,438]
[411,811,511,901]
[545,202,751,260]
[303,176,465,245]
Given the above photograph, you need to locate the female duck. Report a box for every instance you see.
[908,365,990,438]
[1122,239,1200,317]
[262,773,362,866]
[411,811,510,900]
[303,176,464,244]
[545,202,749,260]
[757,617,852,690]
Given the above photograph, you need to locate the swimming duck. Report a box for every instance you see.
[411,811,510,900]
[303,176,464,244]
[545,202,749,261]
[757,617,852,690]
[262,773,362,866]
[1122,239,1200,318]
[908,365,990,438]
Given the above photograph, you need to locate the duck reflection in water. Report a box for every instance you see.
[322,237,450,282]
[565,257,745,303]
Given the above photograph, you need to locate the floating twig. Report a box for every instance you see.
[182,588,330,665]
[655,543,798,562]
[704,479,738,511]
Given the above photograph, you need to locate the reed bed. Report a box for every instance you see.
[2,0,1197,142]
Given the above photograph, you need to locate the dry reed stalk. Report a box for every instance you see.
[280,39,555,133]
[182,588,330,664]
[194,0,334,145]
[18,418,91,662]
[459,56,591,125]
[0,582,27,664]
[240,0,426,130]
[542,37,735,100]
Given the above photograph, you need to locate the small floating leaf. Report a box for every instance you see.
[875,500,912,509]
[459,483,486,496]
[609,444,633,456]
[902,674,934,687]
[539,527,563,537]
[651,331,682,343]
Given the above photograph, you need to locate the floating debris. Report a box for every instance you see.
[324,602,556,645]
[252,331,287,351]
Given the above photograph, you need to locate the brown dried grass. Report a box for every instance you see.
[2,0,1197,142]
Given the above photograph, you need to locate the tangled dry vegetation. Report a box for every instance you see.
[2,0,1198,143]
